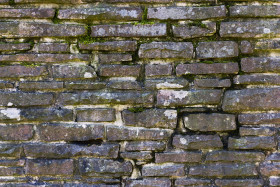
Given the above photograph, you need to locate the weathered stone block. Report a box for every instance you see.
[65,82,106,90]
[125,178,171,187]
[176,178,211,186]
[0,144,21,158]
[91,23,166,37]
[184,113,236,131]
[222,88,280,112]
[260,162,280,176]
[173,134,223,150]
[220,20,280,38]
[215,179,264,187]
[38,123,105,141]
[239,127,277,136]
[23,143,119,158]
[254,39,280,50]
[241,57,280,73]
[0,124,33,141]
[120,152,153,161]
[58,7,142,21]
[78,158,132,177]
[76,108,116,122]
[189,163,258,177]
[194,78,231,88]
[173,22,216,39]
[0,43,31,51]
[79,41,137,52]
[142,164,185,177]
[205,151,265,162]
[238,113,280,125]
[176,63,239,75]
[157,89,223,107]
[228,136,277,150]
[125,141,166,151]
[98,53,132,63]
[0,66,47,78]
[99,65,140,77]
[155,151,202,163]
[0,92,53,107]
[240,40,253,54]
[106,126,171,141]
[0,8,55,18]
[19,81,64,91]
[145,78,189,90]
[139,42,193,59]
[107,80,142,90]
[0,167,24,176]
[230,5,280,17]
[0,22,86,38]
[147,6,226,20]
[26,159,74,176]
[122,109,177,129]
[234,74,280,85]
[34,43,69,53]
[196,41,239,59]
[145,64,172,77]
[0,54,90,63]
[58,91,154,106]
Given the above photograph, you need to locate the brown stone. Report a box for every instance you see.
[76,108,116,122]
[0,124,33,141]
[205,151,265,162]
[142,164,185,177]
[155,151,202,163]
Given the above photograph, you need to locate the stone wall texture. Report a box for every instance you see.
[0,0,279,186]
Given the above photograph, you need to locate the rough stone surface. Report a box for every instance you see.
[196,41,239,59]
[228,136,277,150]
[222,88,280,112]
[0,0,278,185]
[220,20,280,38]
[241,57,280,73]
[91,24,167,37]
[157,89,223,107]
[122,109,177,129]
[184,113,236,132]
[173,134,223,150]
[147,6,226,20]
[139,42,193,59]
[176,62,239,75]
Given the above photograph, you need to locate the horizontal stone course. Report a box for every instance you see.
[91,23,167,37]
[147,6,226,20]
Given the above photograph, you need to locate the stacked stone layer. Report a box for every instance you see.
[0,0,279,186]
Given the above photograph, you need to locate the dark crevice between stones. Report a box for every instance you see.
[68,139,103,146]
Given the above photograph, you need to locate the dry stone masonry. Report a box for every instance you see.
[0,0,279,186]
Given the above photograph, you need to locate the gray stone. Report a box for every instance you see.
[173,134,223,150]
[139,42,193,59]
[91,23,166,37]
[184,113,236,132]
[145,78,189,90]
[234,74,280,85]
[142,164,185,177]
[228,136,277,150]
[238,113,280,125]
[58,7,142,21]
[196,41,239,59]
[230,5,280,17]
[122,109,177,129]
[125,141,166,151]
[215,179,264,187]
[147,6,226,20]
[220,20,280,38]
[155,151,202,163]
[78,158,132,177]
[157,89,223,107]
[241,57,280,73]
[194,78,231,88]
[79,41,137,52]
[222,88,280,112]
[173,22,216,39]
[76,108,116,122]
[205,151,265,162]
[106,126,171,141]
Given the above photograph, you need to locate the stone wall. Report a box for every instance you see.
[0,0,279,186]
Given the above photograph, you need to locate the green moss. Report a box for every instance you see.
[188,21,207,28]
[133,7,155,25]
[9,0,15,6]
[78,35,106,44]
[128,107,145,113]
[52,10,61,24]
[21,62,37,67]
